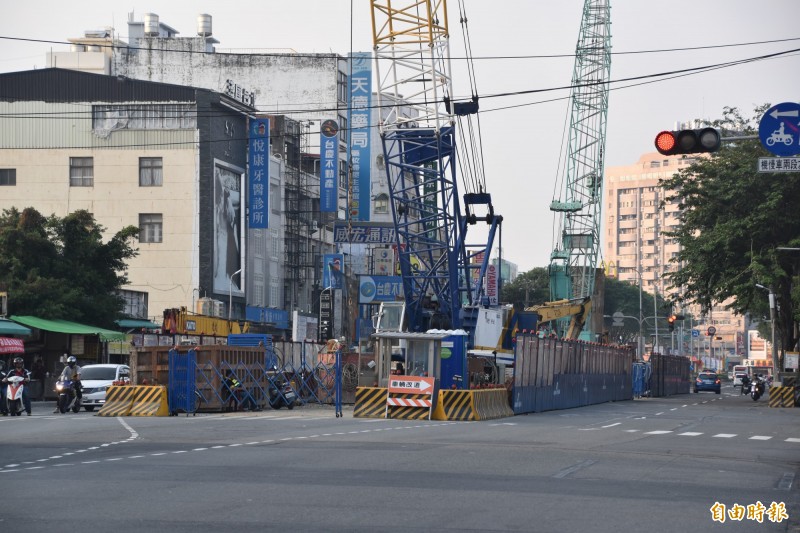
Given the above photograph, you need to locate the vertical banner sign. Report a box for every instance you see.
[248,118,269,229]
[319,291,333,342]
[485,264,499,306]
[320,119,339,212]
[347,52,373,221]
[323,253,345,289]
[422,162,438,238]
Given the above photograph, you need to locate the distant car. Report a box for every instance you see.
[79,364,130,412]
[694,372,721,394]
[733,372,748,388]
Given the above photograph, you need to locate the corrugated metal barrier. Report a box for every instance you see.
[648,354,690,397]
[512,335,634,414]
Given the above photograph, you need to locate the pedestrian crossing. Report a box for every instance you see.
[608,427,798,443]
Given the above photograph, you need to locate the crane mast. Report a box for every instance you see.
[370,0,499,334]
[549,0,612,339]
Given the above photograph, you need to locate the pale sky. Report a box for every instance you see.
[1,1,798,272]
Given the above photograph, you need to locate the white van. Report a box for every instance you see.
[732,365,748,387]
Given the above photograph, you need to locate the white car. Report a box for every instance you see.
[79,364,130,412]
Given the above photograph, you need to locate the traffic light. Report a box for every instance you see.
[668,315,676,332]
[654,128,721,155]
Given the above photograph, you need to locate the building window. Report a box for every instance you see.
[0,169,16,186]
[139,214,163,243]
[92,104,196,132]
[337,71,348,104]
[139,157,163,186]
[69,157,94,187]
[374,193,389,214]
[117,289,149,319]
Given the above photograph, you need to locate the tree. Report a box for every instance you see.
[660,105,800,354]
[0,207,139,328]
[500,267,549,309]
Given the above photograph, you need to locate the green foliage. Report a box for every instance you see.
[660,105,800,351]
[500,267,549,309]
[0,207,139,328]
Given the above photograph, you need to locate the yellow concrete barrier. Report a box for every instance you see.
[353,387,387,418]
[96,385,136,417]
[130,385,170,416]
[768,386,795,408]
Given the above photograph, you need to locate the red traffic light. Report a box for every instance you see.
[667,315,676,324]
[655,128,721,156]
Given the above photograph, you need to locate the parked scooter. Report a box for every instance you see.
[268,378,297,410]
[5,375,26,416]
[56,380,81,413]
[750,375,766,401]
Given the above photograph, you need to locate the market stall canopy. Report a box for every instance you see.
[0,318,32,336]
[115,319,161,330]
[0,336,25,354]
[10,315,126,342]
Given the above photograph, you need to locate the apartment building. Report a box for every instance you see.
[604,151,742,363]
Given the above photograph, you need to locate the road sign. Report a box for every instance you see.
[692,329,699,338]
[707,326,716,336]
[759,102,800,157]
[757,157,800,173]
[611,311,625,327]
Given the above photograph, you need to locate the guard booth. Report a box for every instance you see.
[372,331,457,387]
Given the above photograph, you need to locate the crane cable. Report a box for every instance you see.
[454,0,487,197]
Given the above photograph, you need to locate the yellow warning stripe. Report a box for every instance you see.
[96,386,136,417]
[768,386,795,408]
[130,386,169,416]
[354,387,387,418]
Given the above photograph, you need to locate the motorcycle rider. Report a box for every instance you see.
[740,374,751,396]
[3,357,32,415]
[0,359,7,416]
[54,355,82,413]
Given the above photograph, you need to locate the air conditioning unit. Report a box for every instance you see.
[212,300,225,318]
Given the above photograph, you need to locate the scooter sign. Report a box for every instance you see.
[759,102,800,157]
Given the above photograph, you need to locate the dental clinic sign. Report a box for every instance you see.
[248,118,269,228]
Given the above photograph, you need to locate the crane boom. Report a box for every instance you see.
[371,0,501,337]
[549,0,612,339]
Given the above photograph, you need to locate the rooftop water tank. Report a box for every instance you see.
[197,13,212,37]
[144,13,159,36]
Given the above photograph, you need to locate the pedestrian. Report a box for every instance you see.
[31,357,46,401]
[0,359,7,416]
[222,370,258,412]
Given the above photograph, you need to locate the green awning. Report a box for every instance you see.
[116,319,161,330]
[10,315,126,342]
[0,318,32,336]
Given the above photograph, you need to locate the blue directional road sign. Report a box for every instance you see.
[691,329,699,338]
[759,102,800,157]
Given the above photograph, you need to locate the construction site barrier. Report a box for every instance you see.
[96,385,136,416]
[130,386,170,416]
[353,387,387,418]
[768,386,795,408]
[471,389,514,420]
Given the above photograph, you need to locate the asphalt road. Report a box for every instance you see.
[1,384,798,532]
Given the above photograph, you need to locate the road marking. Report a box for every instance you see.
[150,453,166,456]
[601,423,621,428]
[713,434,736,438]
[623,429,639,433]
[682,405,688,408]
[105,458,123,461]
[778,473,795,491]
[128,455,145,459]
[193,448,208,451]
[553,459,597,479]
[749,436,772,440]
[645,430,672,435]
[655,412,664,416]
[786,438,800,443]
[669,408,677,411]
[678,432,703,436]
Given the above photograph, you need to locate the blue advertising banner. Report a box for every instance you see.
[333,222,395,244]
[347,52,373,221]
[320,119,339,212]
[359,275,404,304]
[245,306,289,330]
[248,118,269,228]
[323,253,345,289]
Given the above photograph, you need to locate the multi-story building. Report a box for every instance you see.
[46,12,400,342]
[604,151,741,364]
[0,68,255,325]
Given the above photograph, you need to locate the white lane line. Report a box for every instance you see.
[245,442,259,445]
[682,405,688,408]
[655,412,664,416]
[713,434,736,438]
[749,436,772,441]
[128,456,145,459]
[25,466,45,470]
[193,448,208,451]
[172,450,187,454]
[82,460,100,464]
[678,432,703,436]
[669,408,678,411]
[623,429,639,433]
[786,438,800,443]
[644,430,672,435]
[553,459,597,479]
[105,458,123,462]
[211,446,226,449]
[601,423,621,428]
[778,473,795,491]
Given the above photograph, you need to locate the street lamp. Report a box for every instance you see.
[228,268,242,321]
[755,283,779,378]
